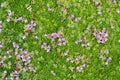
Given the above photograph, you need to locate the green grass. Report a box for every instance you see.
[0,0,120,80]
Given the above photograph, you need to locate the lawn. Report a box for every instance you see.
[0,0,120,80]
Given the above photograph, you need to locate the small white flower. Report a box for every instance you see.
[6,18,10,22]
[118,39,120,43]
[105,61,108,65]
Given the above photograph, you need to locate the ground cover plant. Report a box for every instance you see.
[0,0,120,80]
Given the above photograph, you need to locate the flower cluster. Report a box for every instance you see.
[75,37,90,47]
[63,50,69,56]
[22,20,37,40]
[93,28,108,43]
[3,70,19,80]
[99,49,112,65]
[17,16,28,23]
[97,5,102,15]
[0,20,3,33]
[66,55,89,72]
[25,20,37,32]
[69,14,81,22]
[76,65,85,72]
[13,42,19,49]
[6,10,14,22]
[41,42,51,52]
[44,32,67,46]
[0,42,36,80]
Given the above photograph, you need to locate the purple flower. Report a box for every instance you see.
[16,77,19,80]
[51,38,55,41]
[17,17,23,21]
[46,45,51,52]
[76,66,83,72]
[47,45,51,49]
[27,56,31,60]
[48,7,51,11]
[64,51,68,56]
[108,57,112,61]
[33,23,37,27]
[51,33,59,37]
[23,51,28,55]
[13,42,19,49]
[41,44,45,48]
[93,28,108,43]
[8,12,12,16]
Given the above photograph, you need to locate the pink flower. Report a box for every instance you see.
[23,51,28,54]
[77,17,81,21]
[41,44,45,48]
[95,1,99,5]
[51,38,55,41]
[98,11,102,14]
[16,77,19,80]
[93,32,97,37]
